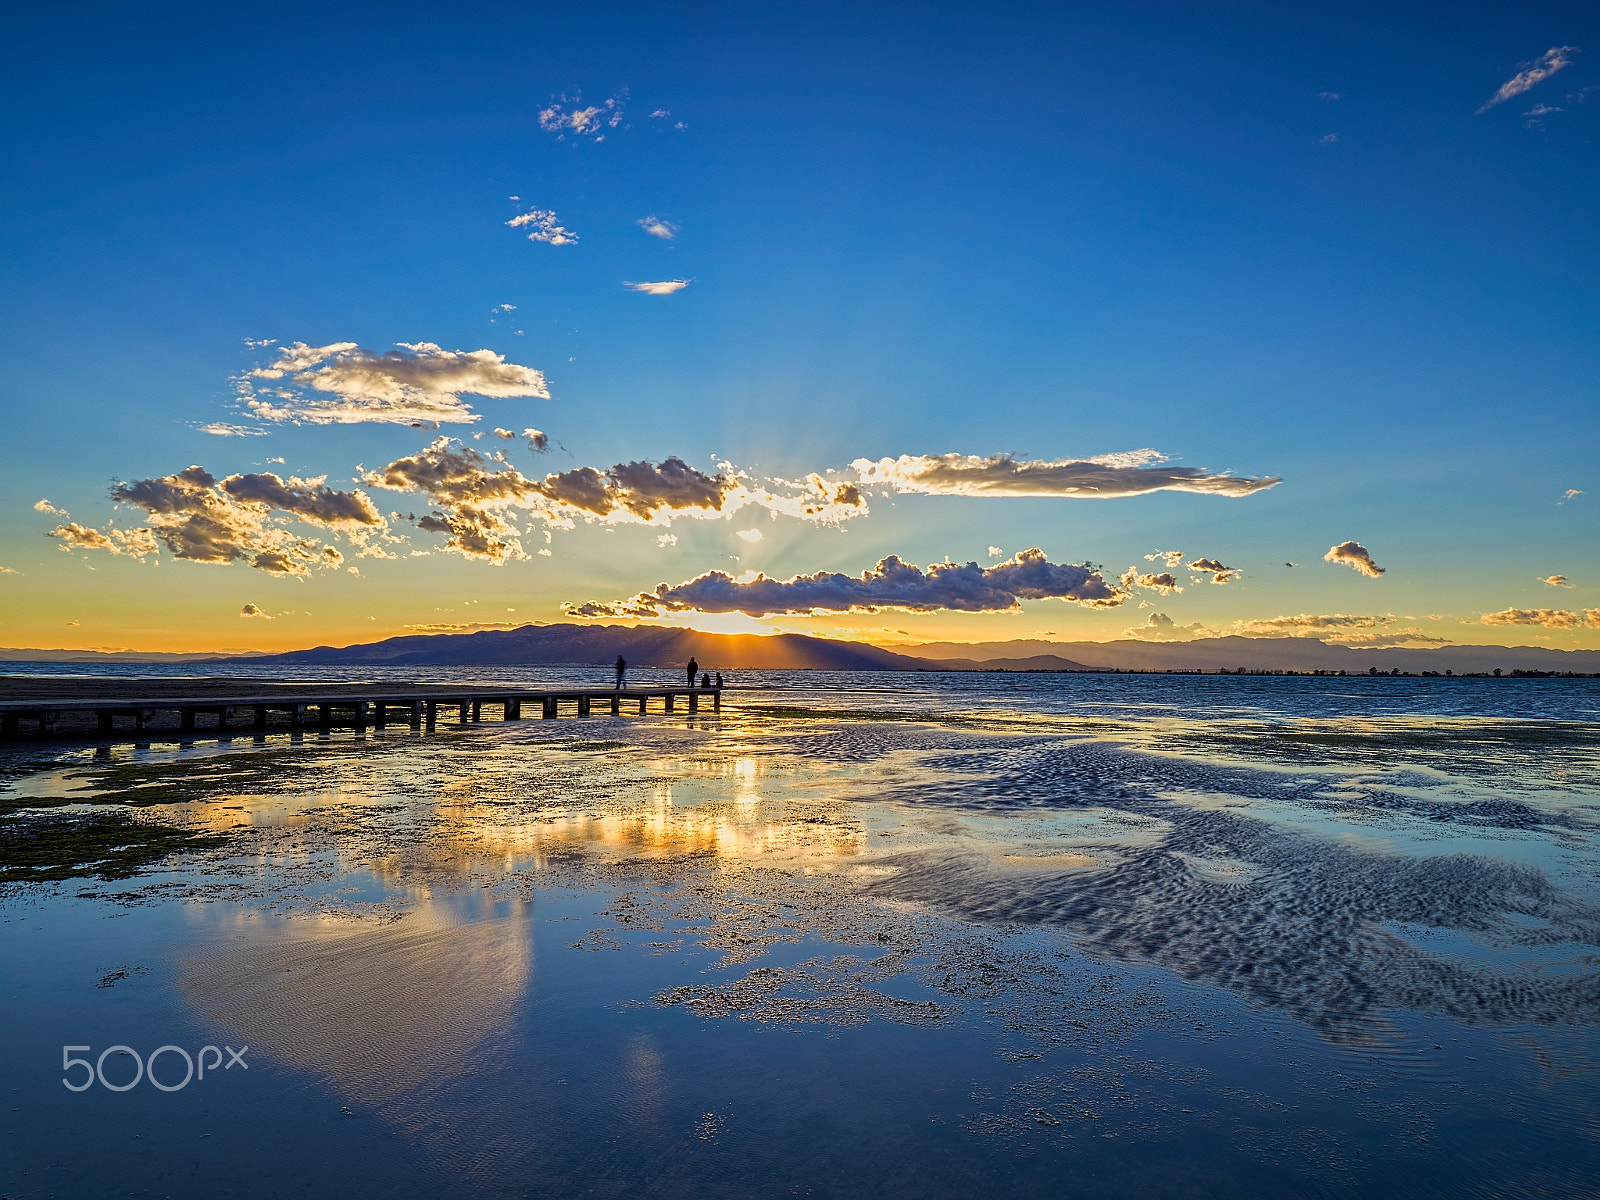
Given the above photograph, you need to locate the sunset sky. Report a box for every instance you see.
[1,2,1595,653]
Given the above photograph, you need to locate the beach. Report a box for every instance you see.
[2,669,1598,1197]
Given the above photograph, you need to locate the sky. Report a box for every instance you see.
[1,1,1596,653]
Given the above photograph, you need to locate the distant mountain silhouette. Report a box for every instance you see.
[236,623,931,671]
[899,635,1600,674]
[925,654,1091,672]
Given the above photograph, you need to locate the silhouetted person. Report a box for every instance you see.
[700,673,710,688]
[614,655,626,690]
[686,656,698,687]
[714,672,723,689]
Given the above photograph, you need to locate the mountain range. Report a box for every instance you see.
[3,626,1596,674]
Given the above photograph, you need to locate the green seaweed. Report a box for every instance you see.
[0,810,230,883]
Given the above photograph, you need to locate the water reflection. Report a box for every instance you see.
[181,899,534,1146]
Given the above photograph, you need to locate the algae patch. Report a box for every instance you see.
[0,810,229,883]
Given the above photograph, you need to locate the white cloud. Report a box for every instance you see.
[0,565,18,575]
[1187,557,1241,584]
[48,522,159,559]
[1319,91,1341,101]
[1540,575,1573,588]
[1477,46,1579,114]
[1323,541,1385,577]
[624,279,692,295]
[987,546,1004,558]
[33,498,67,516]
[1560,489,1583,504]
[565,549,1123,618]
[364,439,865,563]
[1479,607,1600,630]
[523,428,550,452]
[852,450,1279,499]
[50,465,386,576]
[1319,133,1339,144]
[1232,613,1448,645]
[1119,567,1183,596]
[237,342,549,426]
[505,208,578,245]
[1124,612,1212,641]
[656,533,678,547]
[403,620,526,634]
[538,91,626,139]
[196,423,269,437]
[638,215,678,240]
[1145,550,1184,567]
[735,528,763,543]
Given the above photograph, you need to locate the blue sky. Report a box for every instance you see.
[1,1,1595,651]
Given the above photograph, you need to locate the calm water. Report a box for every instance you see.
[2,668,1597,1198]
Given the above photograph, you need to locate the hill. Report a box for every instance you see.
[896,636,1600,674]
[237,623,931,671]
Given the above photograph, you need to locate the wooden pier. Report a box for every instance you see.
[0,686,723,742]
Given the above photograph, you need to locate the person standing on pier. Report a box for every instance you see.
[614,655,627,691]
[686,656,699,688]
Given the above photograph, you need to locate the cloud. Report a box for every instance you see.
[1119,567,1182,596]
[1560,489,1583,504]
[1319,91,1341,101]
[1319,133,1339,144]
[538,91,626,139]
[638,215,678,240]
[1124,612,1212,641]
[565,549,1123,618]
[987,546,1004,558]
[0,565,17,575]
[237,342,550,426]
[196,422,269,437]
[240,603,271,618]
[492,304,516,313]
[1477,46,1579,114]
[1187,557,1241,584]
[51,465,385,576]
[735,528,763,543]
[1232,613,1449,645]
[490,428,517,439]
[402,620,526,634]
[47,522,159,558]
[656,533,678,547]
[33,498,67,516]
[506,208,578,245]
[624,279,692,295]
[1479,607,1600,630]
[365,439,865,563]
[1540,575,1573,588]
[523,428,550,452]
[852,450,1279,499]
[1145,550,1184,567]
[1323,540,1385,577]
[217,472,384,527]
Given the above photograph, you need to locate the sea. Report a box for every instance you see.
[2,665,1597,1198]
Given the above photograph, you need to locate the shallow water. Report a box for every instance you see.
[2,670,1598,1197]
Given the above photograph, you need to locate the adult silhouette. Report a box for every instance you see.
[614,655,626,690]
[686,656,699,687]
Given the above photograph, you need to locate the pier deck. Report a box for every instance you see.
[0,686,723,741]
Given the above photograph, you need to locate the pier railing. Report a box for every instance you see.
[0,687,724,741]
